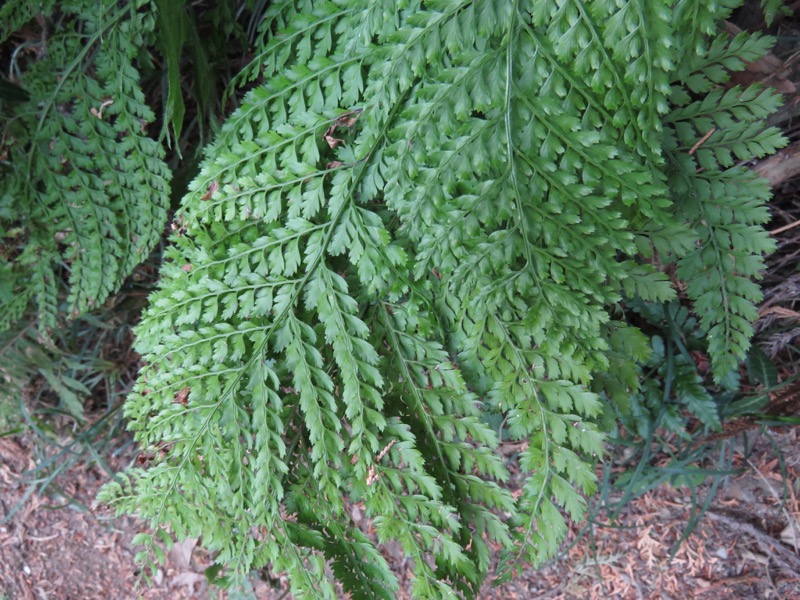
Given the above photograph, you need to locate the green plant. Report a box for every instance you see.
[0,0,261,529]
[0,277,153,523]
[0,0,172,511]
[0,0,171,332]
[0,0,258,331]
[83,0,783,596]
[0,0,264,457]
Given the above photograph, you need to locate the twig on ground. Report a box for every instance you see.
[771,220,800,236]
[746,457,800,552]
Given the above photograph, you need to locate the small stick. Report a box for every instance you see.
[689,128,716,155]
[706,511,800,576]
[770,219,800,236]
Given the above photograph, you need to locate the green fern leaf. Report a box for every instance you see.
[761,0,789,25]
[0,0,56,45]
[673,363,721,430]
[0,0,170,331]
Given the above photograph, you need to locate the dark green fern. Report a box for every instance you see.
[0,0,170,332]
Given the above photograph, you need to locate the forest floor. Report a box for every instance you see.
[2,427,800,599]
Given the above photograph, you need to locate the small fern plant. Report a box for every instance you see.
[0,0,170,333]
[98,0,785,596]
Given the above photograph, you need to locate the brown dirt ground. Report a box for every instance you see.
[2,426,800,600]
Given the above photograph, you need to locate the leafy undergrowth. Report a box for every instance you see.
[523,430,800,599]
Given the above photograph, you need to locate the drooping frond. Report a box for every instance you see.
[98,0,784,595]
[665,59,784,380]
[0,0,170,332]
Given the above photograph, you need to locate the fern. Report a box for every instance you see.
[623,301,723,437]
[666,68,783,380]
[98,1,785,596]
[761,0,790,25]
[0,0,170,332]
[0,1,56,46]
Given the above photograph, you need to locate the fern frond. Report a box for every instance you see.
[671,167,776,381]
[673,363,720,430]
[375,301,514,592]
[674,31,775,96]
[0,0,56,45]
[664,82,783,380]
[101,0,785,595]
[761,0,790,25]
[0,0,170,331]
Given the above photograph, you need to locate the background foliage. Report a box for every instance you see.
[0,0,791,598]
